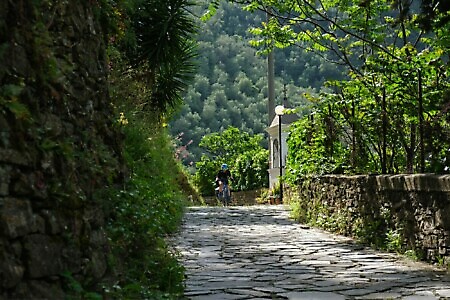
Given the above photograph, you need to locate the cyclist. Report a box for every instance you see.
[215,163,233,199]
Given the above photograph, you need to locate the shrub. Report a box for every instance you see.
[103,112,189,298]
[194,126,268,195]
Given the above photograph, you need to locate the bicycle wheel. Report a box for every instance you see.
[223,185,230,206]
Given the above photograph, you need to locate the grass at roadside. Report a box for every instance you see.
[102,111,199,299]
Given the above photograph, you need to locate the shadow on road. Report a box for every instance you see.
[177,205,450,299]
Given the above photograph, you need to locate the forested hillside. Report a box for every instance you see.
[169,2,344,166]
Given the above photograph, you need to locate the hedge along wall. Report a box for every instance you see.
[0,1,123,298]
[289,174,450,265]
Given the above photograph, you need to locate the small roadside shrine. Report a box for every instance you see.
[265,102,299,190]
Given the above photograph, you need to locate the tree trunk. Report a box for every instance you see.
[418,69,425,173]
[351,98,356,168]
[407,123,416,173]
[267,10,275,126]
[382,88,387,174]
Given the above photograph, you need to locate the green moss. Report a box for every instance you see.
[287,181,404,252]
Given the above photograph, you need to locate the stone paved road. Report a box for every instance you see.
[174,205,450,300]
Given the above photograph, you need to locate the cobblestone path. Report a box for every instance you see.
[174,205,450,300]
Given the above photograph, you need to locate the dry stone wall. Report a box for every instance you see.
[292,174,450,264]
[1,1,123,298]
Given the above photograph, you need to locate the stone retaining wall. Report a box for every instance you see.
[232,189,263,205]
[291,174,450,264]
[203,189,263,206]
[0,2,122,298]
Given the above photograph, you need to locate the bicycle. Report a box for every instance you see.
[216,181,231,206]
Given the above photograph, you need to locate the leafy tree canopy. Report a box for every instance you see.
[227,0,450,176]
[194,126,268,194]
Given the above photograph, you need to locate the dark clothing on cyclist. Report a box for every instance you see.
[216,169,232,185]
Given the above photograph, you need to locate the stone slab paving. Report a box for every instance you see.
[173,205,450,299]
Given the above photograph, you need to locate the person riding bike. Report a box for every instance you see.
[215,163,233,199]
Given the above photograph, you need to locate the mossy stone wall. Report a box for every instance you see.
[291,174,450,264]
[0,1,122,298]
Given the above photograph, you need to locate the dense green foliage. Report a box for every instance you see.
[169,1,345,166]
[111,0,198,113]
[194,127,269,195]
[99,0,200,298]
[103,112,188,298]
[286,116,349,179]
[231,0,450,178]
